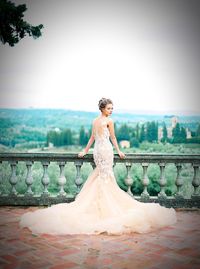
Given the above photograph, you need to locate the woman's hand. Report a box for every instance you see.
[78,150,87,158]
[118,150,126,159]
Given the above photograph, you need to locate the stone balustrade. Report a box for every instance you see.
[0,153,200,208]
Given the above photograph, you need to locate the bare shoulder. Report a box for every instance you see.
[92,117,98,124]
[107,117,114,126]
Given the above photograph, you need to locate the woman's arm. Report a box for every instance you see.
[84,133,95,154]
[78,124,95,157]
[107,118,125,159]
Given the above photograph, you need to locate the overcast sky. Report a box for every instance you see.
[0,0,200,114]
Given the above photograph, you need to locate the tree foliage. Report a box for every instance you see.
[79,126,89,146]
[117,124,130,141]
[196,123,200,137]
[146,121,158,142]
[130,137,139,148]
[139,124,146,143]
[0,0,43,46]
[172,122,181,138]
[47,129,73,146]
[162,122,168,142]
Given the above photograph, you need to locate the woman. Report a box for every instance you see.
[20,98,177,235]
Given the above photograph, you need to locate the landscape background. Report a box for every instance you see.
[0,108,200,153]
[0,108,199,197]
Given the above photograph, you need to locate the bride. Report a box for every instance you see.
[20,98,177,235]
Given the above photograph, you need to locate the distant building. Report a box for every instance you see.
[158,116,178,140]
[48,142,54,148]
[158,116,191,141]
[54,127,61,132]
[120,140,130,148]
[158,127,163,140]
[171,116,178,128]
[186,128,192,139]
[167,126,173,138]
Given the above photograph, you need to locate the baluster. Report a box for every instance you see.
[75,160,83,193]
[41,161,50,195]
[141,163,150,201]
[0,161,2,195]
[25,161,33,195]
[192,164,200,198]
[9,161,18,195]
[112,161,117,184]
[124,162,133,196]
[175,163,184,199]
[57,161,67,195]
[158,163,167,199]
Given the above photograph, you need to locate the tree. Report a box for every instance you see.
[117,124,130,141]
[135,123,139,140]
[139,124,146,143]
[146,122,151,142]
[146,121,158,142]
[180,127,186,140]
[47,130,56,146]
[47,129,73,146]
[172,122,181,138]
[162,122,168,142]
[172,123,187,143]
[79,126,88,146]
[63,129,73,145]
[129,126,135,138]
[130,137,139,148]
[155,121,158,141]
[0,0,43,46]
[196,123,200,137]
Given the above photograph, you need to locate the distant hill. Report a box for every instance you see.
[0,108,199,131]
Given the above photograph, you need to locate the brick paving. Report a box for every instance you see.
[0,206,199,269]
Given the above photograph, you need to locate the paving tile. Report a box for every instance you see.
[0,206,199,269]
[49,260,79,269]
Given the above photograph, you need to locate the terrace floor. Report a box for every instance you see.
[0,206,200,269]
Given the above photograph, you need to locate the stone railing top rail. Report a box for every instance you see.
[0,152,200,164]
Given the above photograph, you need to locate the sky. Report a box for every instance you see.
[0,0,200,115]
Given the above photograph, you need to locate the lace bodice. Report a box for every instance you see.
[93,118,114,181]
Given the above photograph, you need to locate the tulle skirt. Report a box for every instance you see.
[19,168,177,235]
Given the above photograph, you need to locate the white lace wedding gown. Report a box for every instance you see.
[20,118,177,235]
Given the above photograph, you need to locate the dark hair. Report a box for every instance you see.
[98,98,113,111]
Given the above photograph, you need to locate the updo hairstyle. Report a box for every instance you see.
[98,98,113,111]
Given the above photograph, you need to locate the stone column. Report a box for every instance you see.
[75,160,83,193]
[124,162,133,196]
[192,164,200,198]
[25,161,34,196]
[41,161,50,195]
[158,163,167,199]
[175,163,184,199]
[141,163,150,201]
[9,161,18,195]
[57,161,67,196]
